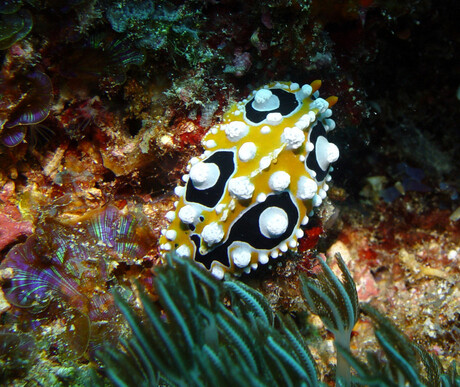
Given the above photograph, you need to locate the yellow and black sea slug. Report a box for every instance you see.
[160,81,339,279]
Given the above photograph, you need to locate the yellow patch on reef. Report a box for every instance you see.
[160,81,339,279]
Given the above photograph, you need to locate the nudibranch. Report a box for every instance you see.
[159,81,339,279]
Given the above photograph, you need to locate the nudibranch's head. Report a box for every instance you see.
[159,81,339,279]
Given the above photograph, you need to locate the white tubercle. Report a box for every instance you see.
[165,230,177,241]
[174,186,185,197]
[259,253,269,264]
[257,193,267,203]
[279,243,288,253]
[165,211,176,222]
[223,121,249,142]
[302,84,313,97]
[297,176,318,200]
[211,265,225,280]
[324,118,336,131]
[259,207,288,238]
[301,216,309,226]
[202,222,224,245]
[266,112,283,125]
[232,246,252,268]
[238,142,257,162]
[316,136,340,171]
[269,171,291,191]
[281,127,305,150]
[253,89,280,111]
[205,140,217,148]
[189,162,220,190]
[178,205,200,225]
[312,194,322,207]
[260,125,271,134]
[310,98,329,113]
[228,176,255,200]
[176,244,191,258]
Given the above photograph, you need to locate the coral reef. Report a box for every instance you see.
[0,0,458,384]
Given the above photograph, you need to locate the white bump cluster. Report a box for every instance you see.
[310,98,329,113]
[231,246,252,268]
[259,207,288,238]
[223,121,249,142]
[255,89,272,103]
[238,142,257,162]
[266,112,283,125]
[268,171,291,192]
[178,205,199,224]
[253,89,280,111]
[297,176,318,200]
[189,162,220,190]
[176,244,191,258]
[281,127,305,150]
[295,112,316,130]
[202,222,224,245]
[228,176,254,200]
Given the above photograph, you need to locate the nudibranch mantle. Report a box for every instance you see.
[160,81,339,279]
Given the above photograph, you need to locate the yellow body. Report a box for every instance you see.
[160,81,339,278]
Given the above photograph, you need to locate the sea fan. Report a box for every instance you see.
[96,254,319,387]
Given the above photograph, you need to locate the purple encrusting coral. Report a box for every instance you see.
[1,235,82,313]
[0,206,154,358]
[0,70,53,147]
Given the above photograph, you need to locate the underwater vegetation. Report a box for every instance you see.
[0,1,33,50]
[105,0,210,66]
[0,68,53,147]
[96,253,319,386]
[0,331,37,380]
[95,254,459,386]
[59,33,145,87]
[0,205,154,357]
[0,0,458,385]
[301,254,359,385]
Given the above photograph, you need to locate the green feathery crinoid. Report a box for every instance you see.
[337,303,460,387]
[300,253,359,386]
[96,253,319,387]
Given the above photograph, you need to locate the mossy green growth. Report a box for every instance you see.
[0,8,32,50]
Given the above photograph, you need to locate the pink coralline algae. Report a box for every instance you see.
[0,213,34,252]
[0,182,33,251]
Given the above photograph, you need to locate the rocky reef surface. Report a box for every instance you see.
[0,0,458,385]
